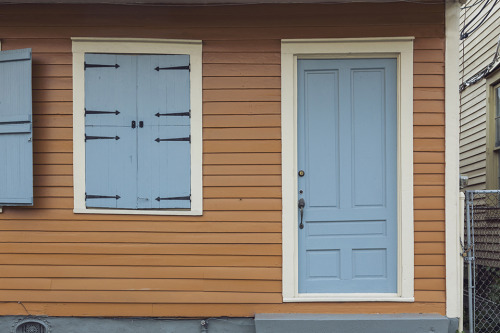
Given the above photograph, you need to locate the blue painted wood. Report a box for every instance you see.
[137,55,191,209]
[297,58,397,293]
[85,54,137,127]
[0,48,33,206]
[85,54,191,209]
[84,54,138,209]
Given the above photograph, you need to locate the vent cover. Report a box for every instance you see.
[17,322,46,333]
[11,318,50,333]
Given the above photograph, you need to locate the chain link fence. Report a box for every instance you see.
[464,191,500,333]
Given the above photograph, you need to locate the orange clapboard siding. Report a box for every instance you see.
[0,209,283,222]
[0,254,282,267]
[0,265,282,280]
[414,100,445,113]
[0,243,282,255]
[203,101,280,115]
[0,278,281,292]
[33,102,72,115]
[0,220,281,233]
[0,231,281,244]
[0,1,447,317]
[413,126,445,139]
[415,279,446,291]
[414,185,444,197]
[204,127,281,140]
[415,221,445,232]
[0,302,446,318]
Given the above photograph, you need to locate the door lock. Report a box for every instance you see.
[298,170,305,177]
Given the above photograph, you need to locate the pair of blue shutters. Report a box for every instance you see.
[85,54,191,209]
[0,49,33,206]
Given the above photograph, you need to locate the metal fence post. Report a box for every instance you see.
[465,191,474,333]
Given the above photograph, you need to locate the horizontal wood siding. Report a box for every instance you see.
[459,2,500,189]
[0,2,446,317]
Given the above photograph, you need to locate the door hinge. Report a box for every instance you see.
[86,194,121,200]
[85,135,120,141]
[154,65,190,71]
[155,111,190,118]
[155,195,191,202]
[155,136,190,143]
[84,62,120,70]
[85,108,120,116]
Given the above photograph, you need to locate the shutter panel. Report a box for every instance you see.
[0,48,33,206]
[84,54,138,209]
[137,55,191,209]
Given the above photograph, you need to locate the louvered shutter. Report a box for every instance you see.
[84,54,138,209]
[137,55,191,209]
[0,48,33,206]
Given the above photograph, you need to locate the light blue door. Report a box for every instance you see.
[297,59,397,293]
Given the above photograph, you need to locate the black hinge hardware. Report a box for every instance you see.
[84,62,120,70]
[155,195,191,202]
[132,121,136,129]
[85,135,120,141]
[155,111,190,118]
[85,108,120,116]
[139,121,144,128]
[155,136,190,143]
[86,194,121,200]
[155,65,190,71]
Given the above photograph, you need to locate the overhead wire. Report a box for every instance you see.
[460,0,499,39]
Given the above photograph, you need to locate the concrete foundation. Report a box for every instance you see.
[1,314,459,333]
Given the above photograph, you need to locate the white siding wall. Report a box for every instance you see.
[459,1,500,190]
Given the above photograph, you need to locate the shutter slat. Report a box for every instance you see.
[0,48,31,63]
[0,48,33,206]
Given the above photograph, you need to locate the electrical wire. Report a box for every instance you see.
[462,0,486,10]
[460,35,500,92]
[460,0,499,40]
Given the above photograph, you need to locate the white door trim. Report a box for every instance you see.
[281,37,415,302]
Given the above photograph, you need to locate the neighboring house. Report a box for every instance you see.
[459,1,500,190]
[0,1,462,332]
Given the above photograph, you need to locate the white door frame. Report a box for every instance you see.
[281,38,415,302]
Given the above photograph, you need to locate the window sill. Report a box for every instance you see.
[73,208,202,216]
[284,294,414,302]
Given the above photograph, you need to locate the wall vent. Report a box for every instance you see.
[11,318,50,333]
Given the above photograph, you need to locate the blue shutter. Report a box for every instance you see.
[84,54,138,209]
[0,49,33,206]
[136,55,191,209]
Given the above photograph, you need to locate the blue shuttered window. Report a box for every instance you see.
[0,48,33,206]
[84,54,191,210]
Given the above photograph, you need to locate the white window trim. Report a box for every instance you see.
[72,38,203,216]
[281,37,415,302]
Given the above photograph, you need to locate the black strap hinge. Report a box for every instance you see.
[155,195,191,202]
[155,111,190,118]
[155,65,190,72]
[85,135,120,141]
[86,194,121,200]
[84,62,120,70]
[85,108,120,116]
[155,136,190,143]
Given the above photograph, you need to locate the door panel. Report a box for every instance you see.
[297,58,397,294]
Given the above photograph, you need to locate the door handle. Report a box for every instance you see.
[298,198,305,229]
